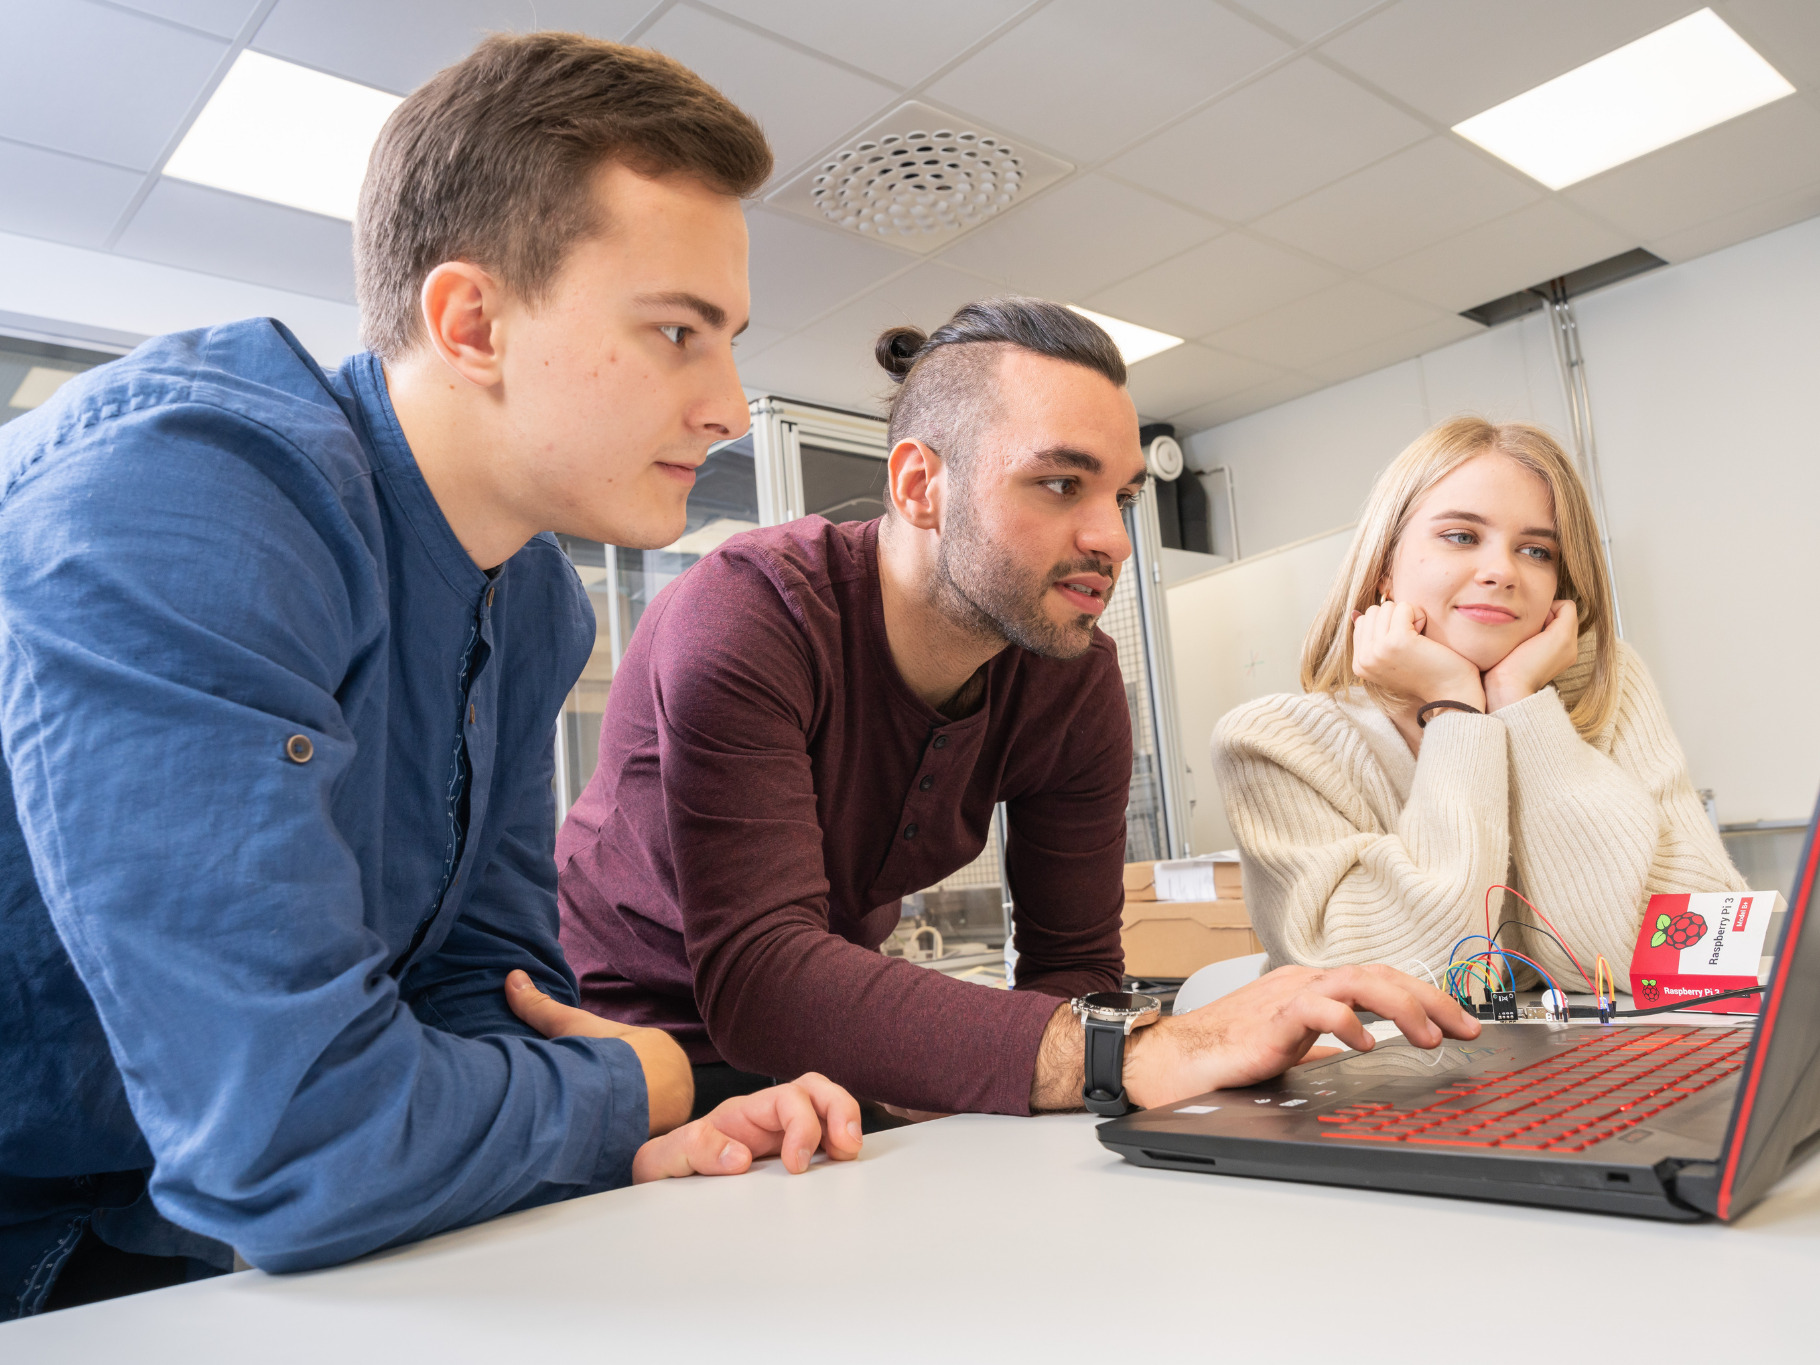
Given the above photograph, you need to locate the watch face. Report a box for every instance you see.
[1081,991,1160,1014]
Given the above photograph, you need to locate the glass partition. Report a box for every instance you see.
[2,334,121,429]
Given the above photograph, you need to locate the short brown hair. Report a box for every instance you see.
[874,296,1126,484]
[355,32,773,358]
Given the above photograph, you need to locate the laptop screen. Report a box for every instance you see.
[1713,784,1820,1218]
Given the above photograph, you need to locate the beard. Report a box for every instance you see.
[933,491,1114,660]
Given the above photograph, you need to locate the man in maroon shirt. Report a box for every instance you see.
[558,297,1477,1120]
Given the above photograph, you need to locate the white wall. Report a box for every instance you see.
[1182,214,1820,827]
[0,230,359,364]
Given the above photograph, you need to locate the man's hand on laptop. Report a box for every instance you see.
[632,1073,865,1184]
[1126,964,1480,1109]
[1032,963,1479,1111]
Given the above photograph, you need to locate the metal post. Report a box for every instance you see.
[1130,484,1194,857]
[1541,286,1625,639]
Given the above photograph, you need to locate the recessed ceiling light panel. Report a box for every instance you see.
[1453,9,1795,190]
[766,101,1072,254]
[164,50,403,220]
[1067,306,1183,366]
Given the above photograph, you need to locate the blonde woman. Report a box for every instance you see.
[1213,417,1742,993]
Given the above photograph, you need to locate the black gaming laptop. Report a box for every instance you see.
[1097,790,1820,1221]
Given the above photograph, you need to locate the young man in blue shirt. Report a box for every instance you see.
[0,33,859,1319]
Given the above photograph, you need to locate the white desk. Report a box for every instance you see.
[8,1109,1820,1362]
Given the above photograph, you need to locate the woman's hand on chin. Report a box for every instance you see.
[1351,600,1486,711]
[1483,598,1578,711]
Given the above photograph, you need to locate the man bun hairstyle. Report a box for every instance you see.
[356,32,773,359]
[875,297,1126,484]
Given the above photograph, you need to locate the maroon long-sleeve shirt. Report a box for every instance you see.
[556,517,1130,1115]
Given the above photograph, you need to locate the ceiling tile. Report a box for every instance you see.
[1125,343,1288,421]
[1170,370,1327,433]
[1249,136,1540,272]
[700,0,1028,85]
[1723,0,1820,90]
[1642,179,1820,264]
[935,174,1221,301]
[639,5,896,176]
[113,179,356,302]
[1318,0,1699,126]
[733,261,995,411]
[733,323,788,361]
[1205,278,1445,367]
[0,141,144,248]
[746,208,908,333]
[1107,57,1428,222]
[1563,95,1820,241]
[1366,200,1638,311]
[1084,231,1342,338]
[0,1,227,170]
[1302,312,1483,383]
[111,0,263,37]
[253,0,654,94]
[925,0,1290,163]
[1223,0,1385,43]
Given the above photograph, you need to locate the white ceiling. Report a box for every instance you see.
[2,0,1818,433]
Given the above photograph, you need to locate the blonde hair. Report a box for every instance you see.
[1300,417,1618,738]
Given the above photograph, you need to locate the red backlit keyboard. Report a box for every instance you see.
[1317,1026,1749,1152]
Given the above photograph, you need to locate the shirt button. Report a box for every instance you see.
[903,823,919,840]
[919,775,934,792]
[932,735,948,750]
[284,734,313,763]
[468,703,476,725]
[486,586,495,609]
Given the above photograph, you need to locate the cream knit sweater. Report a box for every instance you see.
[1212,636,1745,993]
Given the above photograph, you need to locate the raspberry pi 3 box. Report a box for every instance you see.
[1629,891,1780,1014]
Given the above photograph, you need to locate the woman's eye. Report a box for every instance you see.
[1441,530,1476,545]
[1521,545,1554,561]
[659,325,689,347]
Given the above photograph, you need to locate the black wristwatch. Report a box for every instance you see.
[1073,991,1163,1116]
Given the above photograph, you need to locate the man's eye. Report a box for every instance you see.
[1116,492,1139,510]
[1039,478,1075,496]
[659,325,689,346]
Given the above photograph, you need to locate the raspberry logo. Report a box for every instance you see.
[1650,910,1708,950]
[1638,977,1661,1004]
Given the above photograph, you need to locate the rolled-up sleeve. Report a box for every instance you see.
[0,407,645,1272]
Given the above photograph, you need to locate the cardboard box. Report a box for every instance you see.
[1630,890,1780,1015]
[1122,857,1243,903]
[1121,897,1262,979]
[1122,861,1159,901]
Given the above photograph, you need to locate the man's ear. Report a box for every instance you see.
[418,261,509,390]
[887,439,943,532]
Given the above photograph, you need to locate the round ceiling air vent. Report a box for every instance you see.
[767,102,1073,255]
[810,128,1024,240]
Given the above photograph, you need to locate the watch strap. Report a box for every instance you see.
[1082,1016,1133,1116]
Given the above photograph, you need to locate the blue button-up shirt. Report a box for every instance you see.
[0,319,646,1316]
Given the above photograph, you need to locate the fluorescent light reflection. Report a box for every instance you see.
[164,51,404,220]
[1068,305,1183,366]
[1453,9,1795,190]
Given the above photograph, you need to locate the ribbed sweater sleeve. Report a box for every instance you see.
[1501,642,1745,988]
[1213,694,1509,972]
